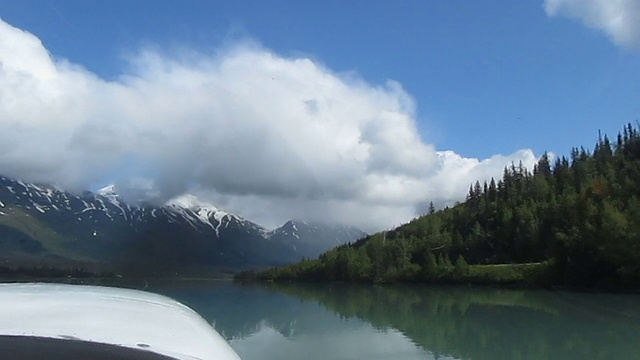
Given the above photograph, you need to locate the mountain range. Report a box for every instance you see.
[0,175,365,275]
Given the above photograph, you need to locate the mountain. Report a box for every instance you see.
[265,220,366,260]
[0,175,365,275]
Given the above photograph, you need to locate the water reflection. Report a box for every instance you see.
[69,279,640,360]
[148,280,436,360]
[232,322,432,360]
[263,283,640,360]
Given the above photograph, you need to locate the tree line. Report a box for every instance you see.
[249,124,640,288]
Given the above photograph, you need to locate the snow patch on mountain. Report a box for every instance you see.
[97,185,130,220]
[165,194,241,236]
[167,194,228,219]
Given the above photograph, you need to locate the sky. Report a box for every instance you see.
[0,0,639,231]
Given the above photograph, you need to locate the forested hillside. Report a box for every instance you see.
[254,124,640,288]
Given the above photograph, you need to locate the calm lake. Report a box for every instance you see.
[119,280,640,360]
[17,278,639,360]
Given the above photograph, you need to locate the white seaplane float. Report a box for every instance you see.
[0,283,240,360]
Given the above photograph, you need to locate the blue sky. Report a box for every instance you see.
[0,0,639,229]
[3,0,638,157]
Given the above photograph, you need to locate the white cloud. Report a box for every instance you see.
[0,19,537,232]
[544,0,640,48]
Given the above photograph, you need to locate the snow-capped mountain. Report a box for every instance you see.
[164,194,267,238]
[0,175,366,273]
[265,220,366,258]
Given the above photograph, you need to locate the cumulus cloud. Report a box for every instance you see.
[544,0,640,48]
[0,19,537,232]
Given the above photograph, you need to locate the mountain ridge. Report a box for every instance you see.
[0,175,366,275]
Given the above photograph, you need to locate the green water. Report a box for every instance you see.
[132,281,639,360]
